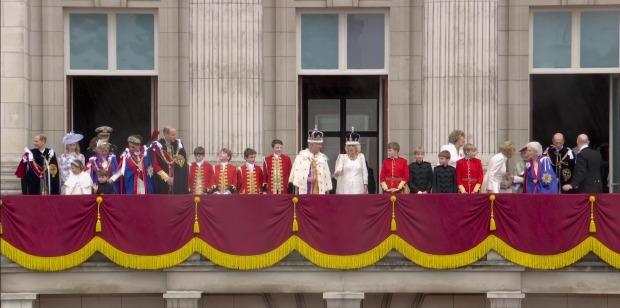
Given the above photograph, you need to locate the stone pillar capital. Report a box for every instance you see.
[163,291,202,308]
[323,291,364,308]
[486,291,525,308]
[1,293,38,308]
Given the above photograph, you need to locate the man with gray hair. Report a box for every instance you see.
[562,134,603,193]
[543,132,575,192]
[522,141,559,194]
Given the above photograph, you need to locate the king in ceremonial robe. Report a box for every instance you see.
[289,126,332,195]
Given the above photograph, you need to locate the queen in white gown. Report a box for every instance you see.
[334,129,368,194]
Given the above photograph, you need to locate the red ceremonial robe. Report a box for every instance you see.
[188,161,214,194]
[212,163,238,193]
[237,164,265,194]
[455,157,484,193]
[263,154,292,194]
[379,157,409,193]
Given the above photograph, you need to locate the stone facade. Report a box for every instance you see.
[2,0,620,305]
[2,0,619,193]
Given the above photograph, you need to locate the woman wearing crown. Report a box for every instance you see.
[334,128,368,194]
[289,126,333,194]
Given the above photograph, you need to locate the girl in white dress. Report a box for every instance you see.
[63,160,93,195]
[334,129,368,194]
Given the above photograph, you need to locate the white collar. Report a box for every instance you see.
[220,162,228,167]
[195,160,204,166]
[246,162,254,170]
[578,144,589,151]
[273,153,280,158]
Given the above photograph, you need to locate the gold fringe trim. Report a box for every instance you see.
[592,238,620,268]
[296,235,396,269]
[0,238,98,271]
[490,235,593,270]
[195,237,296,270]
[394,235,491,269]
[2,236,619,271]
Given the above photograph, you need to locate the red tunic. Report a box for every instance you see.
[237,164,264,194]
[263,154,292,194]
[455,157,484,193]
[188,161,214,194]
[212,163,238,193]
[379,157,410,193]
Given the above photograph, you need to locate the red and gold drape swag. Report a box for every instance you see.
[1,194,619,271]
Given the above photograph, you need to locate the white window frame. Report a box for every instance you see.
[297,9,389,75]
[64,9,158,76]
[530,7,620,74]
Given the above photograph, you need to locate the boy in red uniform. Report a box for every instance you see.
[211,148,237,194]
[188,146,214,194]
[263,139,292,194]
[456,143,484,193]
[237,148,265,194]
[379,142,410,193]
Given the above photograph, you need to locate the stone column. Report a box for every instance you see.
[422,0,498,161]
[163,291,202,308]
[486,291,525,308]
[0,0,30,194]
[189,0,263,160]
[323,291,364,308]
[1,293,37,308]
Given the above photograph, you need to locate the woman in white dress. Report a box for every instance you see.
[334,129,368,194]
[59,132,85,194]
[483,141,516,193]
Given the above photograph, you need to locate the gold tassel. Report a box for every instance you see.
[489,194,496,231]
[95,196,103,233]
[292,196,299,232]
[0,199,3,235]
[193,196,201,234]
[589,195,597,233]
[390,195,397,232]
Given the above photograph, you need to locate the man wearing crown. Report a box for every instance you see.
[150,126,189,194]
[289,126,332,194]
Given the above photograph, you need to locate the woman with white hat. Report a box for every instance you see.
[334,127,368,194]
[59,132,85,194]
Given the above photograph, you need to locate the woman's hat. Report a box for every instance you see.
[62,132,84,145]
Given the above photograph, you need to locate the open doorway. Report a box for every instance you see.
[300,76,384,192]
[69,76,155,156]
[531,74,612,192]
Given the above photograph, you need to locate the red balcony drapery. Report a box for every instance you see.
[1,194,619,271]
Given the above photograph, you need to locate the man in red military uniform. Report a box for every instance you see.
[237,148,265,194]
[379,142,410,193]
[456,143,484,193]
[263,139,292,194]
[188,146,214,194]
[211,148,238,194]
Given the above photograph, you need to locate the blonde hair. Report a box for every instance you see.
[499,141,515,156]
[448,130,465,144]
[66,142,81,154]
[413,147,425,155]
[463,143,477,153]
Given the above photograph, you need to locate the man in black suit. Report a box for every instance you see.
[562,134,602,193]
